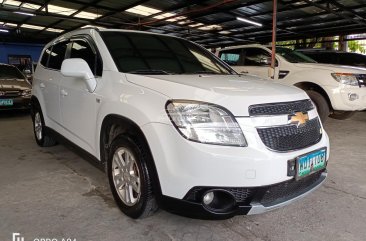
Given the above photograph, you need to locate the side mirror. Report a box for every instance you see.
[61,58,97,92]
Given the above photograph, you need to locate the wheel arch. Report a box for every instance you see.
[294,82,333,111]
[100,114,163,197]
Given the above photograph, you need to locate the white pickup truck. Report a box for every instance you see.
[218,45,366,121]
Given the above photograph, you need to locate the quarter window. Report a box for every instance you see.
[69,40,102,76]
[48,41,68,70]
[219,49,242,66]
[40,47,52,67]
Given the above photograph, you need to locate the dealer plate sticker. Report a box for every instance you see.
[0,99,13,106]
[297,148,326,179]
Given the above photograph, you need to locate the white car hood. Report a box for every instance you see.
[126,74,309,116]
[293,63,366,73]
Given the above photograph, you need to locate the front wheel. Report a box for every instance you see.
[329,111,355,120]
[306,90,330,123]
[107,136,158,218]
[32,106,57,147]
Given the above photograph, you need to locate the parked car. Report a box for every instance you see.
[0,63,32,110]
[31,28,329,219]
[297,49,366,68]
[218,45,366,121]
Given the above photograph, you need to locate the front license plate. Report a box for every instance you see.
[296,148,327,180]
[0,99,13,106]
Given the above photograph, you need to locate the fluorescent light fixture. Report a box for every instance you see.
[0,29,9,33]
[45,28,64,33]
[74,11,100,19]
[189,23,204,28]
[42,4,77,16]
[21,24,44,30]
[5,22,17,27]
[4,0,22,6]
[236,17,262,27]
[21,3,42,10]
[14,11,36,16]
[198,24,222,31]
[125,5,161,16]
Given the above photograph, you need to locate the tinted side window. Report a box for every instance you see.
[69,40,102,76]
[243,48,271,66]
[219,49,242,65]
[48,41,68,70]
[40,47,52,67]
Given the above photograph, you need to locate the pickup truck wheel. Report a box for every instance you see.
[32,107,57,147]
[306,90,329,122]
[107,136,157,218]
[329,111,355,120]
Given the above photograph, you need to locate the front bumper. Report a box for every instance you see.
[160,171,327,219]
[0,96,31,110]
[324,84,366,111]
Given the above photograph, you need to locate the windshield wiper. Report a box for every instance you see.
[128,69,173,75]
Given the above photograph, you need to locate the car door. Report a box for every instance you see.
[38,41,68,125]
[59,36,103,154]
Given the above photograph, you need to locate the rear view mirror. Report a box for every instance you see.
[61,58,97,92]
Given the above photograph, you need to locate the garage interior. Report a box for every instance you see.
[1,0,366,241]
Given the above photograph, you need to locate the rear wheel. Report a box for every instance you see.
[31,106,57,147]
[329,111,355,120]
[107,136,158,218]
[306,90,330,123]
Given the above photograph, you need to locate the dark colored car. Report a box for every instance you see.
[0,64,32,110]
[297,49,366,68]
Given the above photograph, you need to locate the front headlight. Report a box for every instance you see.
[331,73,359,86]
[166,100,247,146]
[21,89,32,97]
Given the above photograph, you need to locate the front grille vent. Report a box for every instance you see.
[257,117,322,151]
[249,99,314,116]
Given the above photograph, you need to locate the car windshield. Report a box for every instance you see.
[100,31,235,75]
[275,47,317,63]
[0,65,25,79]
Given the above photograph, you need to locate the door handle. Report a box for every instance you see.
[241,71,249,74]
[61,89,68,97]
[40,83,46,89]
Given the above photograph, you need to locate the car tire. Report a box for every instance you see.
[107,136,158,219]
[329,111,355,120]
[31,105,57,147]
[306,90,330,123]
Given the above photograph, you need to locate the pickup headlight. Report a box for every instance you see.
[166,100,247,146]
[21,89,32,97]
[331,73,359,86]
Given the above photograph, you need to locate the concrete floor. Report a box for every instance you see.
[0,111,365,241]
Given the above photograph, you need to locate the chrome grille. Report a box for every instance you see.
[257,117,322,151]
[249,99,314,116]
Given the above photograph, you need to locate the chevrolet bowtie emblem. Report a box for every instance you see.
[289,112,309,127]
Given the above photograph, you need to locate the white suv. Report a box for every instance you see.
[31,28,329,219]
[218,45,366,121]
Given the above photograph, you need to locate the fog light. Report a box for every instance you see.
[203,192,214,205]
[348,93,359,101]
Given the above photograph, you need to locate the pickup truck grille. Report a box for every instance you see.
[249,99,314,116]
[0,90,21,98]
[257,117,322,151]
